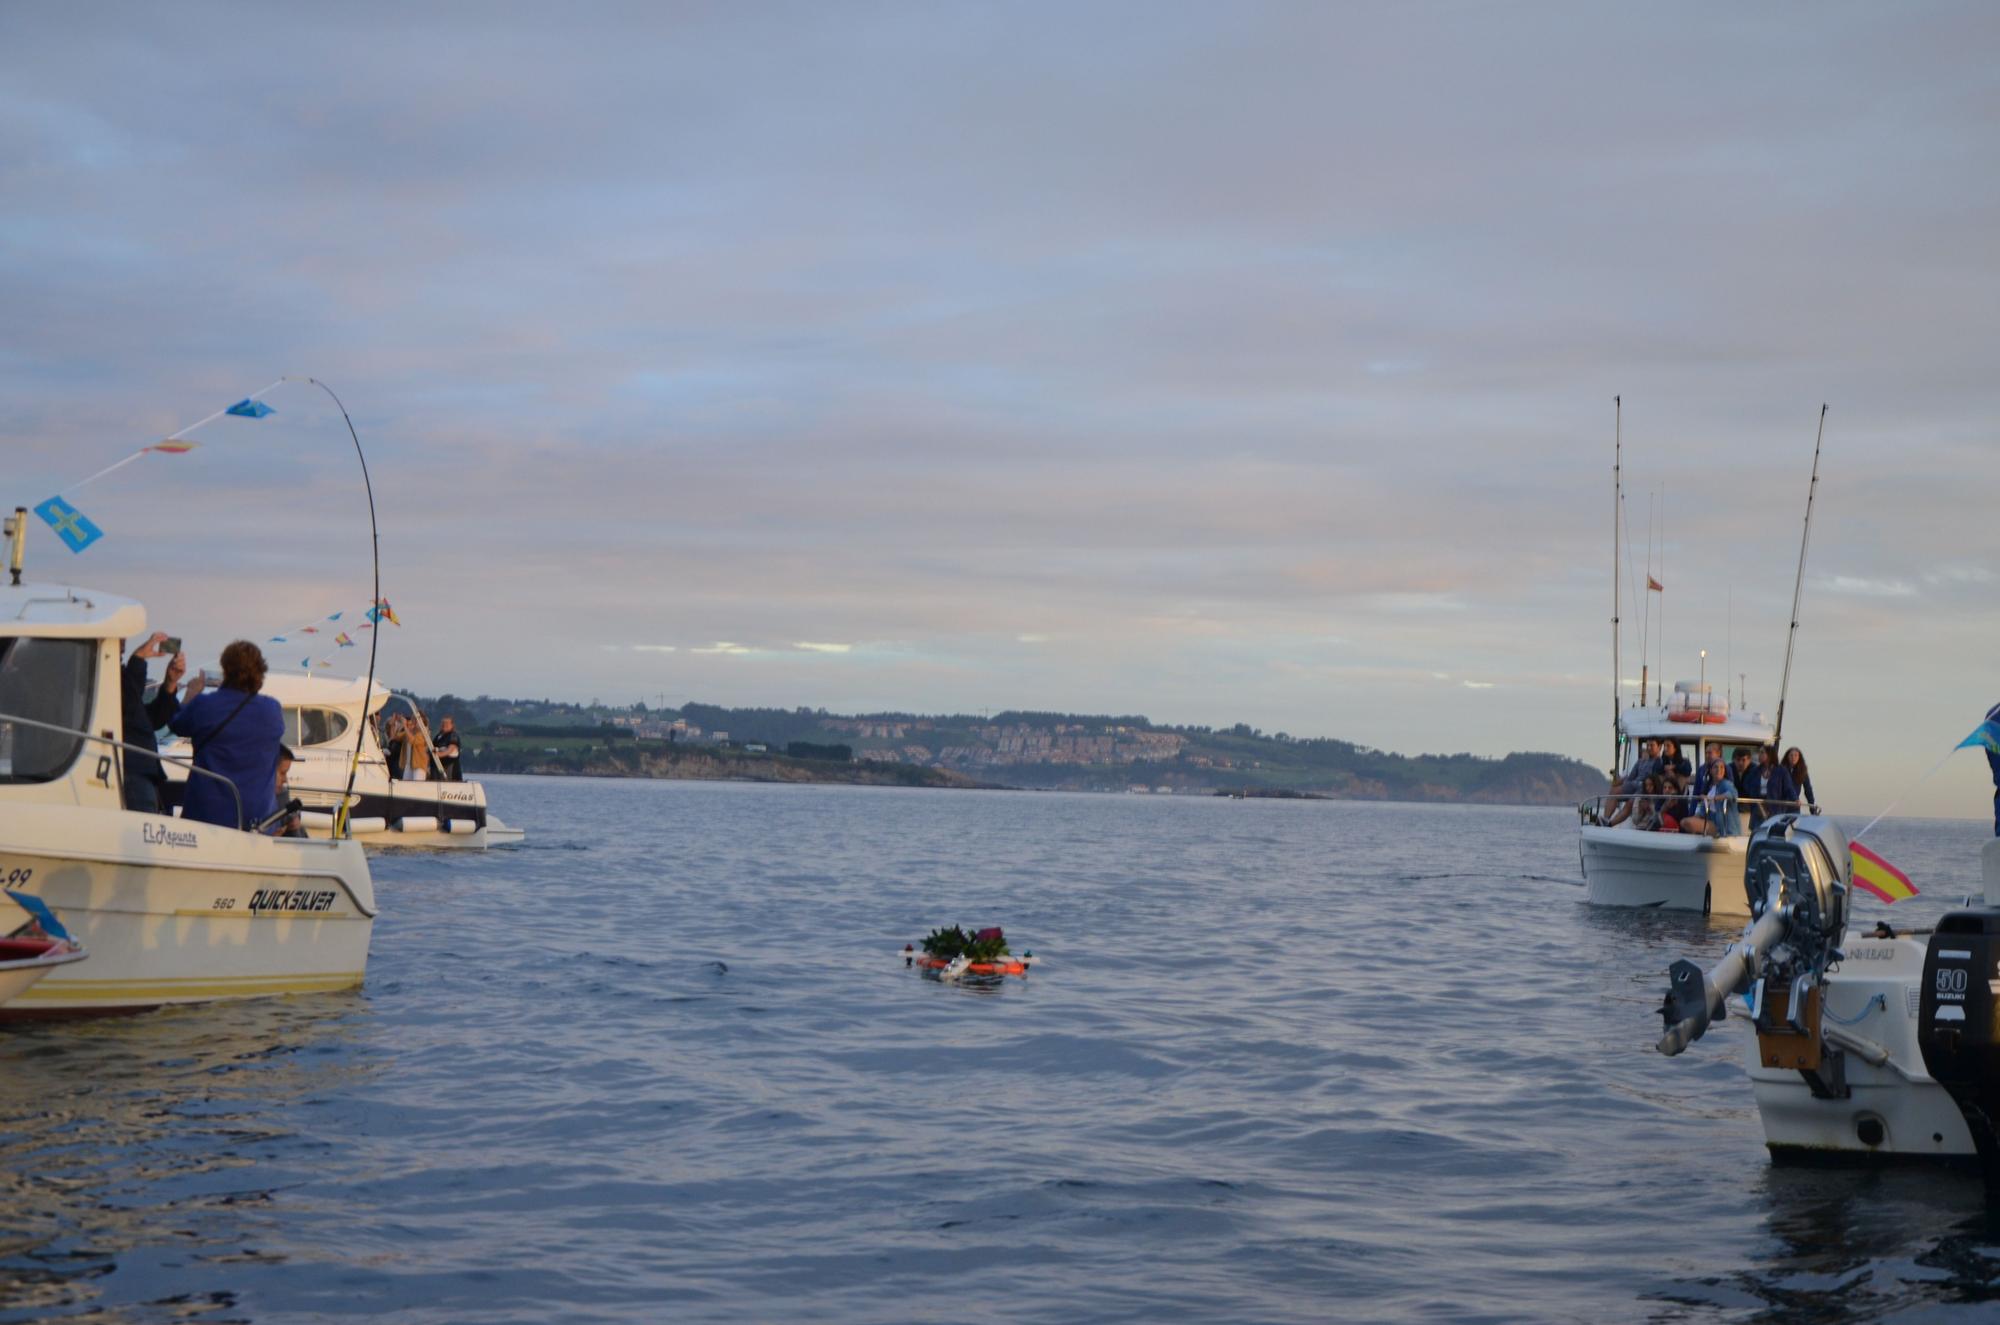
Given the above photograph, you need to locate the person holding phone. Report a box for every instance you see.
[169,640,283,830]
[120,631,189,814]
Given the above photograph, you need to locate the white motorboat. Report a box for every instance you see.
[0,512,376,1016]
[1577,688,1788,917]
[161,671,523,849]
[1657,816,2000,1169]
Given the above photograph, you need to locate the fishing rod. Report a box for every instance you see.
[1611,396,1622,772]
[1771,404,1828,753]
[282,377,381,839]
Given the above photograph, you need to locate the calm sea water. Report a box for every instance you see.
[4,778,2000,1324]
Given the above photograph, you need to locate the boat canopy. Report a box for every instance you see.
[0,582,145,641]
[260,671,394,718]
[1618,705,1774,744]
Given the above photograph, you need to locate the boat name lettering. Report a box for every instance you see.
[248,888,338,914]
[2,867,31,887]
[439,787,475,801]
[1846,945,1897,960]
[142,823,199,848]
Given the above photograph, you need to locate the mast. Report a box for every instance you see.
[1612,397,1622,770]
[1772,404,1828,752]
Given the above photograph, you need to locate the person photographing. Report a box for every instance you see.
[168,640,283,830]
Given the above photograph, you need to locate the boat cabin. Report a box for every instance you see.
[0,581,146,811]
[1615,681,1774,775]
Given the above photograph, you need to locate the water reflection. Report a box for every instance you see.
[1649,1162,2000,1321]
[0,994,378,1320]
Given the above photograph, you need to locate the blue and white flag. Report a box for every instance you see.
[6,889,72,941]
[226,398,274,418]
[1958,721,2000,755]
[33,495,103,554]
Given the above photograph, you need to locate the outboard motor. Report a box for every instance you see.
[1658,815,1851,1102]
[1918,910,2000,1179]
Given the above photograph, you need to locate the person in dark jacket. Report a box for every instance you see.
[1747,745,1797,832]
[1987,702,2000,837]
[1781,747,1815,811]
[168,640,283,830]
[120,632,188,814]
[1739,748,1769,830]
[1659,739,1693,781]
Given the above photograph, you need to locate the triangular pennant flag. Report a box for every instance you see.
[33,495,104,554]
[145,439,198,455]
[334,632,353,647]
[1957,721,2000,755]
[226,399,274,418]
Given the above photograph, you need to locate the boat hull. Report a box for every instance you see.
[1746,935,1976,1162]
[1579,826,1750,916]
[0,945,87,1007]
[0,805,375,1017]
[288,779,519,850]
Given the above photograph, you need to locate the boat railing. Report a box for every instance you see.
[1576,792,1820,833]
[0,709,248,832]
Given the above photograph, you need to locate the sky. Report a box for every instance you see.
[2,2,1996,815]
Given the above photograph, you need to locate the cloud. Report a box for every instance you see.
[793,641,852,653]
[1461,680,1496,690]
[3,5,1999,813]
[631,644,678,653]
[1821,575,1918,598]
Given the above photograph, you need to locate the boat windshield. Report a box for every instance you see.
[0,638,96,783]
[284,706,352,749]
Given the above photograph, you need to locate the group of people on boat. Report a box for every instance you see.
[377,709,460,781]
[119,634,290,833]
[1599,738,1815,838]
[120,632,468,834]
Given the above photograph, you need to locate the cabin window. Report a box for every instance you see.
[282,706,352,748]
[0,638,96,783]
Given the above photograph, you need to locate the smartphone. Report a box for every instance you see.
[161,636,182,655]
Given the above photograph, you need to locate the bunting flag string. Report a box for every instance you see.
[31,380,285,555]
[272,599,403,672]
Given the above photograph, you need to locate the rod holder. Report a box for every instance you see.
[5,507,24,586]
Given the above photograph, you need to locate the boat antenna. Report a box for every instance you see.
[1771,404,1827,753]
[1611,396,1622,770]
[1657,480,1665,706]
[1640,489,1652,709]
[283,376,380,839]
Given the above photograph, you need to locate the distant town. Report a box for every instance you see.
[416,692,1606,805]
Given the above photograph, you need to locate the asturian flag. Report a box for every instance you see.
[1957,720,2000,755]
[33,495,103,554]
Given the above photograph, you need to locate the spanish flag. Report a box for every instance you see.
[1851,841,1918,904]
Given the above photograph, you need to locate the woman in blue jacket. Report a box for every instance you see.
[168,640,284,829]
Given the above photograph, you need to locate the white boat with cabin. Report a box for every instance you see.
[161,672,523,849]
[1658,817,2000,1171]
[1578,683,1789,917]
[0,511,376,1016]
